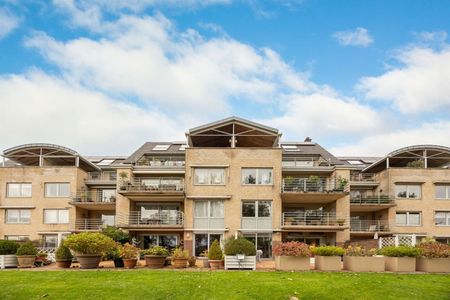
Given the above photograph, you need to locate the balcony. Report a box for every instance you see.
[350,196,396,212]
[71,219,112,232]
[241,217,272,231]
[349,173,379,187]
[350,220,392,236]
[281,177,347,203]
[193,217,225,230]
[281,211,349,231]
[134,157,186,174]
[85,171,117,185]
[119,177,184,198]
[282,157,333,173]
[117,211,184,229]
[71,191,116,210]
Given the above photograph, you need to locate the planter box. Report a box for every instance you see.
[144,255,166,268]
[315,256,341,271]
[224,256,256,270]
[343,256,384,272]
[0,255,18,269]
[17,255,36,268]
[275,256,310,271]
[385,257,416,272]
[416,258,450,273]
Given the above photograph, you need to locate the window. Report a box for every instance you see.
[194,201,224,218]
[45,183,70,197]
[142,234,178,250]
[242,168,273,185]
[194,233,222,256]
[102,190,116,202]
[435,211,450,226]
[6,183,32,197]
[101,214,115,226]
[97,159,114,166]
[396,212,421,226]
[44,209,69,224]
[436,237,450,244]
[5,209,31,224]
[243,233,272,258]
[242,201,271,218]
[194,168,225,185]
[436,185,450,199]
[395,184,421,199]
[42,235,58,248]
[5,235,29,241]
[152,144,170,151]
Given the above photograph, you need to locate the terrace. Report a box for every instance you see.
[71,190,116,210]
[119,177,185,196]
[281,211,348,231]
[85,171,117,185]
[350,219,392,235]
[117,211,184,229]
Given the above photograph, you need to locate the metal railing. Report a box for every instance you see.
[117,211,184,227]
[72,190,117,203]
[282,157,331,167]
[86,171,117,182]
[350,220,390,232]
[281,211,348,226]
[282,177,344,192]
[350,196,394,205]
[350,173,376,182]
[119,177,184,193]
[136,157,185,168]
[72,219,111,231]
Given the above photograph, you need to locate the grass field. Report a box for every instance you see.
[0,270,449,300]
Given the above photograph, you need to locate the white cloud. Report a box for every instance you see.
[414,30,447,44]
[333,27,373,47]
[358,46,450,113]
[0,8,20,40]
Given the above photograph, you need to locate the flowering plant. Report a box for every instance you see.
[119,243,140,259]
[345,245,377,257]
[272,241,311,257]
[417,242,450,258]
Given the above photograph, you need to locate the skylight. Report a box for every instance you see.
[152,145,170,151]
[348,160,364,165]
[282,145,300,152]
[97,159,114,166]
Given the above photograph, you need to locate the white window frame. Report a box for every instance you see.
[45,183,70,198]
[44,209,69,224]
[6,183,32,198]
[434,211,450,226]
[395,184,422,199]
[241,200,272,218]
[193,233,223,257]
[193,168,226,185]
[5,209,31,224]
[395,211,422,226]
[435,185,450,200]
[241,168,273,185]
[5,235,29,241]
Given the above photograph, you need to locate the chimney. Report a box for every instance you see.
[304,137,312,142]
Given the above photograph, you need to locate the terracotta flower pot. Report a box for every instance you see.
[172,258,188,268]
[208,260,223,270]
[76,254,102,269]
[145,255,166,268]
[55,259,72,268]
[123,258,138,269]
[17,255,36,268]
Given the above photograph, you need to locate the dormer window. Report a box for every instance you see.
[152,145,170,151]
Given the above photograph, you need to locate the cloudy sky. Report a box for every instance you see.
[0,0,449,156]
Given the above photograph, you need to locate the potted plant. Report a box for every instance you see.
[119,171,129,190]
[55,242,73,268]
[379,246,420,272]
[171,248,189,268]
[224,238,257,270]
[312,246,344,271]
[337,218,346,226]
[308,175,321,192]
[337,176,348,190]
[16,241,38,268]
[283,176,295,191]
[188,256,197,267]
[416,241,450,273]
[119,243,140,269]
[208,239,223,270]
[343,245,384,272]
[0,240,19,269]
[105,243,123,268]
[141,245,169,268]
[273,241,311,271]
[200,250,209,268]
[64,232,115,269]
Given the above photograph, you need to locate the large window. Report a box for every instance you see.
[5,235,29,241]
[44,209,69,224]
[194,168,225,185]
[242,201,271,217]
[243,233,272,259]
[5,209,31,224]
[102,190,116,202]
[42,234,58,248]
[435,211,450,226]
[242,168,273,185]
[395,184,421,199]
[194,233,222,256]
[45,183,70,197]
[6,183,32,197]
[396,212,421,226]
[142,234,178,250]
[436,185,450,200]
[195,201,224,218]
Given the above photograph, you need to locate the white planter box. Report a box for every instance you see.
[0,255,18,269]
[224,255,256,270]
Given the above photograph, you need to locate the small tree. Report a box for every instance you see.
[208,240,223,260]
[101,226,130,244]
[16,241,38,256]
[55,242,73,260]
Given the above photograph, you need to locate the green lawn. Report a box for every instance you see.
[0,270,449,300]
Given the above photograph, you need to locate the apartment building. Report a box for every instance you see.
[1,117,449,257]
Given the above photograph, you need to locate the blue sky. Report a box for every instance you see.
[0,0,449,156]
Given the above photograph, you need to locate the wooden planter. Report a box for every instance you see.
[17,255,36,268]
[55,259,72,268]
[0,255,18,269]
[208,260,223,270]
[275,256,310,271]
[224,256,256,270]
[343,256,384,272]
[385,257,416,272]
[416,258,450,273]
[315,256,341,271]
[144,255,166,268]
[172,258,188,269]
[76,254,102,269]
[123,258,138,269]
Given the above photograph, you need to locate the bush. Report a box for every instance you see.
[345,245,377,257]
[273,241,311,257]
[312,246,344,256]
[171,248,189,259]
[119,243,140,259]
[105,243,121,260]
[16,241,38,256]
[141,245,169,256]
[417,242,450,258]
[64,232,115,255]
[0,240,20,255]
[378,246,421,257]
[224,238,256,256]
[55,242,73,260]
[101,226,130,244]
[208,240,223,260]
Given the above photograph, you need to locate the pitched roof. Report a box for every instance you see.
[123,142,186,164]
[280,142,348,165]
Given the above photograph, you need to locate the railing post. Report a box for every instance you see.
[412,234,417,246]
[394,235,399,247]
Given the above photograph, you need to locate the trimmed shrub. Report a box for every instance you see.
[172,248,189,259]
[64,232,115,255]
[141,246,169,256]
[345,245,377,257]
[417,242,450,258]
[273,241,311,257]
[378,246,421,257]
[312,246,345,256]
[101,226,130,244]
[208,240,223,260]
[55,242,73,260]
[0,240,20,255]
[16,241,38,256]
[224,238,256,256]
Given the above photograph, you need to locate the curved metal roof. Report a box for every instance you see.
[4,143,79,156]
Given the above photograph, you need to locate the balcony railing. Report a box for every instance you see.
[350,220,390,232]
[117,211,184,227]
[72,191,117,203]
[136,157,185,168]
[281,211,348,227]
[350,173,377,182]
[72,219,113,231]
[86,171,117,182]
[350,196,394,205]
[282,178,344,193]
[119,177,184,193]
[282,157,331,168]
